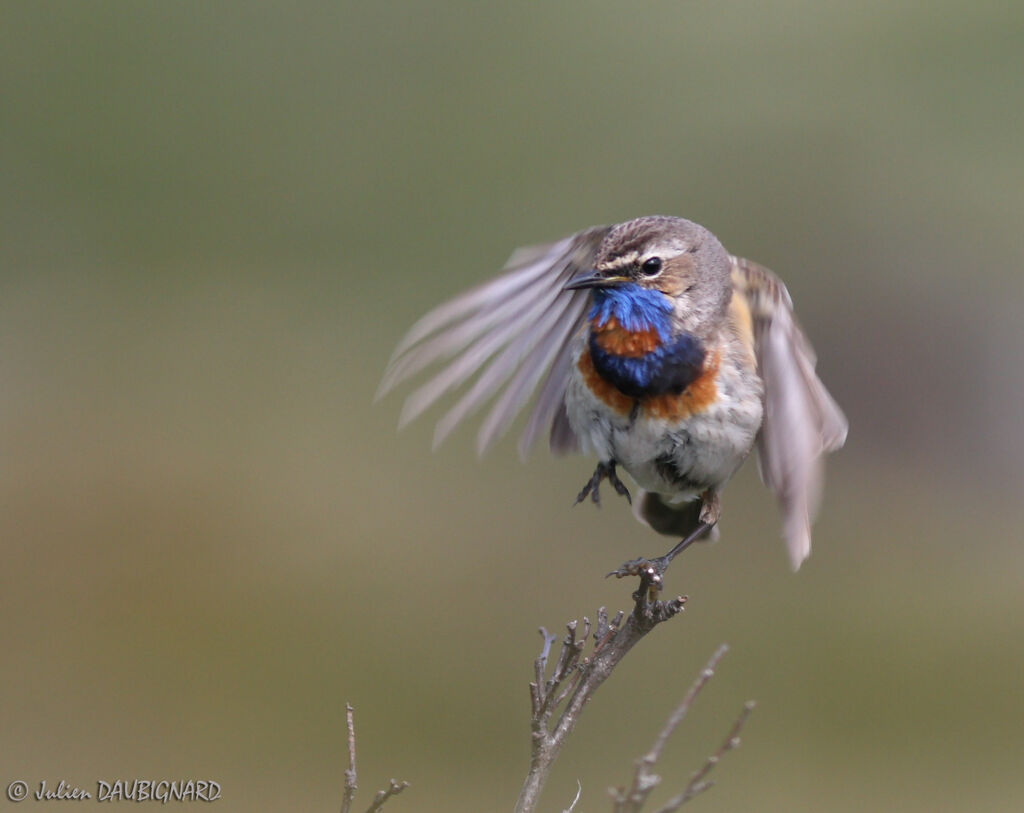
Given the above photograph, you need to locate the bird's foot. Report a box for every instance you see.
[573,460,631,507]
[607,555,671,603]
[606,518,715,601]
[607,555,671,581]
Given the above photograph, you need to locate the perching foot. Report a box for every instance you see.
[607,518,715,599]
[574,460,632,507]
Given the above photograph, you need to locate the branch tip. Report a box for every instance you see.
[561,780,583,813]
[516,586,690,813]
[341,703,357,813]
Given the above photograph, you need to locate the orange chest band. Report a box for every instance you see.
[590,316,662,358]
[577,348,720,419]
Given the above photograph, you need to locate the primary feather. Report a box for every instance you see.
[731,256,848,568]
[379,226,611,456]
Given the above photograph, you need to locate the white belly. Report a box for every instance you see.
[564,349,763,499]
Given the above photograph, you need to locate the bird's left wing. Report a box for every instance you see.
[377,226,612,457]
[730,255,849,570]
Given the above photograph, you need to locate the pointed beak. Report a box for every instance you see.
[563,269,629,291]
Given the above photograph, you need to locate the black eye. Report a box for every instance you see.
[640,257,662,275]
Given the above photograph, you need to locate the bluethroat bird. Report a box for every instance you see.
[378,216,847,580]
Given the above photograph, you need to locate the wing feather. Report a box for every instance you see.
[380,226,611,455]
[382,242,566,365]
[475,292,588,454]
[379,263,563,400]
[731,256,848,570]
[518,323,582,458]
[431,287,572,448]
[397,273,565,428]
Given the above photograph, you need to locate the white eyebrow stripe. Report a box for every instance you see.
[601,251,639,271]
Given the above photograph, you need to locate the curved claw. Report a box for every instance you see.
[607,556,669,604]
[606,556,668,582]
[606,518,712,599]
[574,460,632,507]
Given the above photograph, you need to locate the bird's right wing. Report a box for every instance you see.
[730,256,848,570]
[377,226,612,458]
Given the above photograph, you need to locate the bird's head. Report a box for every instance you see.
[565,216,732,339]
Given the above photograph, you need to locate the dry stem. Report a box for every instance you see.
[610,645,755,812]
[514,577,688,813]
[341,703,409,813]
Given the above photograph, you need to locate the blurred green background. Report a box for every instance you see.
[2,2,1022,811]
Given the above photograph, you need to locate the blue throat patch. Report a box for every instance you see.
[588,284,673,341]
[588,284,705,398]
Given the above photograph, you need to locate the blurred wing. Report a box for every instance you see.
[378,226,612,457]
[731,256,849,570]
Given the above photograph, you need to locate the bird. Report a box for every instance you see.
[377,215,847,576]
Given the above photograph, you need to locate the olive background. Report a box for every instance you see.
[2,3,1023,811]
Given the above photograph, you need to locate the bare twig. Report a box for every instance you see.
[609,645,729,813]
[648,644,730,763]
[514,576,689,813]
[341,703,357,813]
[654,701,756,813]
[609,645,753,812]
[340,703,408,813]
[562,780,583,813]
[364,779,409,813]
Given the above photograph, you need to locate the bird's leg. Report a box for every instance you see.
[608,490,721,596]
[573,459,632,507]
